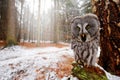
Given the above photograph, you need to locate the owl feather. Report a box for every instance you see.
[71,13,100,66]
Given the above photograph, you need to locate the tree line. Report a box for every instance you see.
[0,0,91,46]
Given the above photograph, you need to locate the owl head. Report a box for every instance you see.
[71,13,100,42]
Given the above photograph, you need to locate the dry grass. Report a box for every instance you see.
[0,41,69,48]
[19,42,69,48]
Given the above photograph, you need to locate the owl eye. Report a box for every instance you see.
[86,25,90,30]
[76,26,80,31]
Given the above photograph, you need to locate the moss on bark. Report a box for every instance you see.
[72,62,108,80]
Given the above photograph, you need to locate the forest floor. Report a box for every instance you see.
[0,41,120,80]
[0,42,75,80]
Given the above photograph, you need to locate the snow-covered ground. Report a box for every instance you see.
[0,46,120,80]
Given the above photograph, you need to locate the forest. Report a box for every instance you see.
[0,0,120,80]
[0,0,91,44]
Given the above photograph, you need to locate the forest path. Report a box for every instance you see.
[0,47,71,61]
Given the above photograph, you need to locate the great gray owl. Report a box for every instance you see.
[71,13,100,66]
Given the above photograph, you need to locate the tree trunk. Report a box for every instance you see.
[0,0,8,40]
[53,0,58,43]
[37,0,41,45]
[18,0,24,42]
[92,0,120,76]
[6,0,17,46]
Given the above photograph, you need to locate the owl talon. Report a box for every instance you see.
[76,60,85,67]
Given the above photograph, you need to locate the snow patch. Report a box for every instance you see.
[0,46,120,80]
[0,46,74,80]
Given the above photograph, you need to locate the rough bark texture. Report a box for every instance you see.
[6,0,17,46]
[92,0,120,76]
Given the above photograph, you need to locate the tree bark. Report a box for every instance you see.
[6,0,17,46]
[92,0,120,76]
[37,0,41,45]
[0,0,8,40]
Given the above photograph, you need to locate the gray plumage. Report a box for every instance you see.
[71,13,100,66]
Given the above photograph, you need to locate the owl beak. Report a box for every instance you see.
[81,34,86,42]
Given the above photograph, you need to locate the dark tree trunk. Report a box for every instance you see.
[0,0,8,40]
[92,0,120,76]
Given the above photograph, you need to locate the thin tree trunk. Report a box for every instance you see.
[18,0,24,42]
[53,0,58,43]
[92,0,120,76]
[6,0,17,46]
[37,0,41,46]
